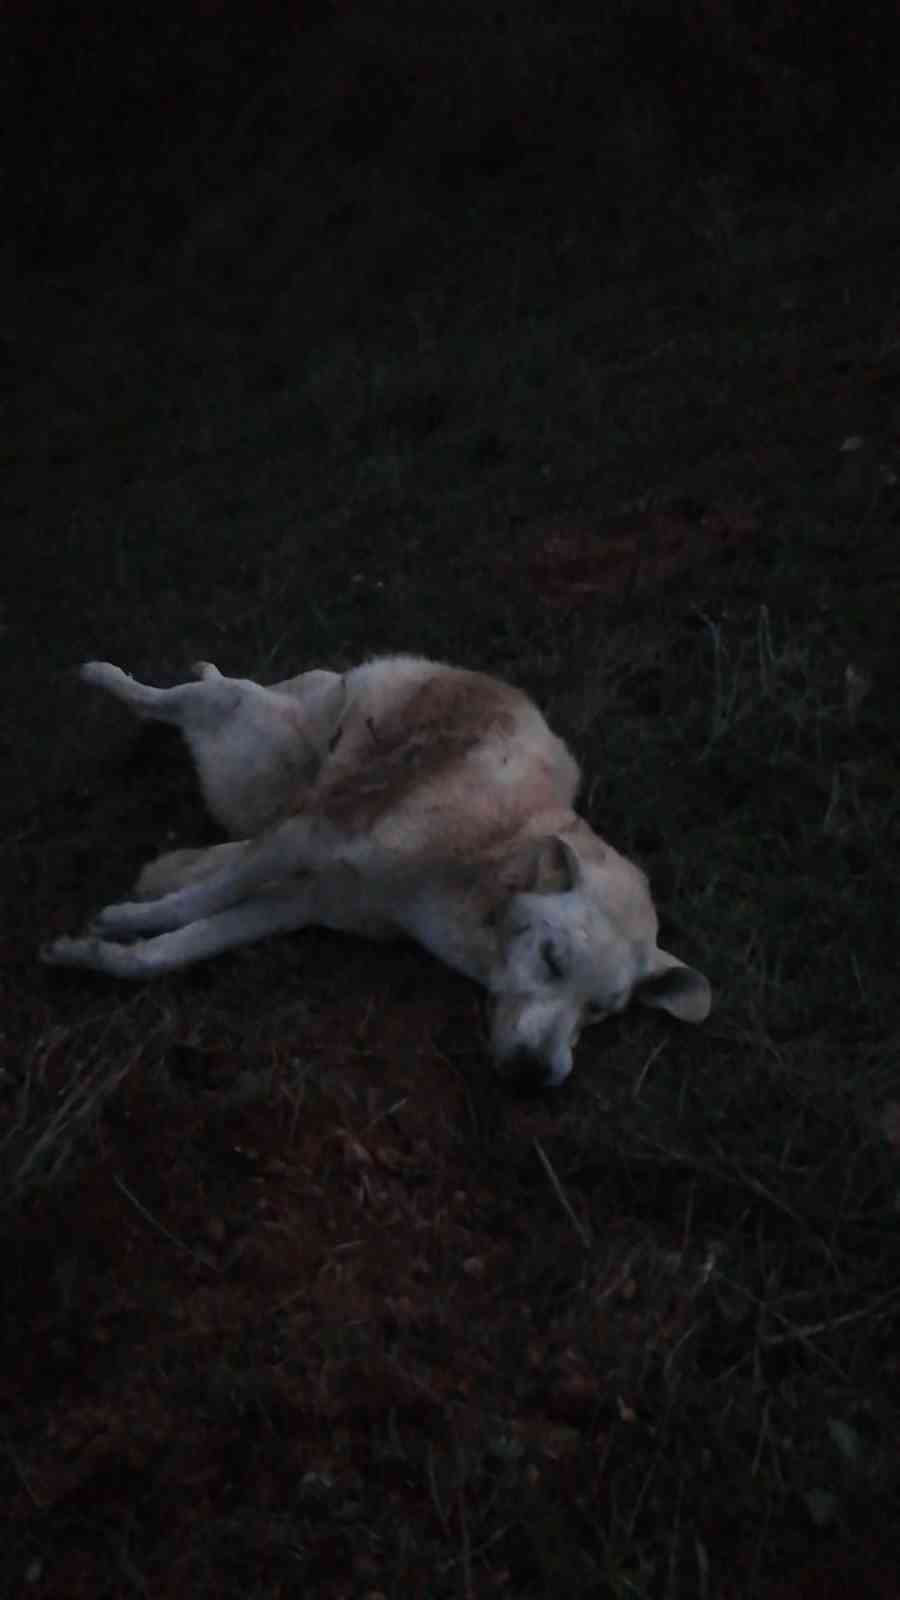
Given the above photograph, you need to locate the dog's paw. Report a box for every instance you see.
[43,932,152,978]
[42,934,103,969]
[80,661,130,691]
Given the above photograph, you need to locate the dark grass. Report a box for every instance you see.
[3,8,900,1597]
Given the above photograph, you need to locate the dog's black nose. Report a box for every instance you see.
[498,1052,557,1095]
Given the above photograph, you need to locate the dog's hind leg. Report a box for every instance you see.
[79,661,347,835]
[80,660,244,727]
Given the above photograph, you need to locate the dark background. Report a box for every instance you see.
[3,5,900,1596]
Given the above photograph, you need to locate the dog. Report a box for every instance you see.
[43,655,710,1085]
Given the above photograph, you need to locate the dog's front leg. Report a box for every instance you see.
[88,814,343,937]
[43,886,318,976]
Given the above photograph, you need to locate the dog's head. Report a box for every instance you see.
[487,834,710,1087]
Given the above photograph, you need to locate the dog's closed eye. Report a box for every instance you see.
[540,939,566,980]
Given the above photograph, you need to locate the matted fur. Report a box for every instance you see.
[43,655,710,1085]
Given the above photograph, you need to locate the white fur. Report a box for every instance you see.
[43,655,710,1085]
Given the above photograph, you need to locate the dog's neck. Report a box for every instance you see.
[397,813,587,985]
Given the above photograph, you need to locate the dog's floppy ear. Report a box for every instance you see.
[636,952,711,1022]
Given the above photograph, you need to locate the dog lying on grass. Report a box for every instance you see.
[43,655,710,1086]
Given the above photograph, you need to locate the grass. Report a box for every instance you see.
[3,8,900,1596]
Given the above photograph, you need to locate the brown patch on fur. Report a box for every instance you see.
[313,671,523,831]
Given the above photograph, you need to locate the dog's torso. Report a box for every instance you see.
[297,656,579,856]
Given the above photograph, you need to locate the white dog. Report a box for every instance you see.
[43,655,710,1085]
